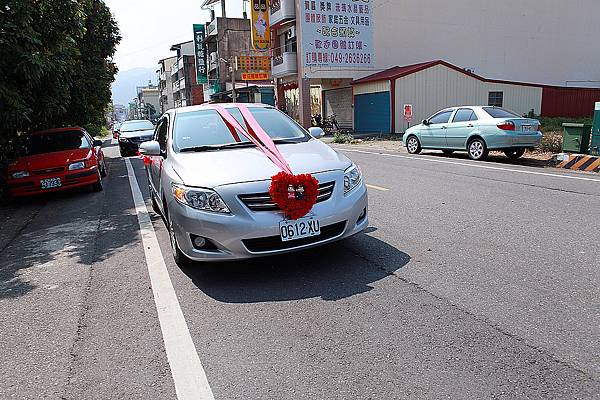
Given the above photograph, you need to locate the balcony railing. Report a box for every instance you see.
[272,52,297,78]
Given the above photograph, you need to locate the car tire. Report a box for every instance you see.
[442,150,454,155]
[166,204,193,267]
[467,138,488,161]
[504,148,526,160]
[100,161,107,177]
[91,172,103,192]
[406,135,422,154]
[119,147,128,158]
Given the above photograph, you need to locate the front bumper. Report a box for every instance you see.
[168,170,369,261]
[7,167,99,197]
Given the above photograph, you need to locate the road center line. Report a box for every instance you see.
[342,148,600,183]
[366,183,390,191]
[125,158,215,400]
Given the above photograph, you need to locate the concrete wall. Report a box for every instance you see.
[393,64,542,132]
[374,0,600,87]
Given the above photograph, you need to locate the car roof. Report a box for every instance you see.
[173,103,273,115]
[31,127,84,135]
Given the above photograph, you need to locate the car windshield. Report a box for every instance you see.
[121,120,154,132]
[22,130,90,156]
[482,107,521,118]
[173,107,309,151]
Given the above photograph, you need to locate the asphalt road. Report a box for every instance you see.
[1,139,599,399]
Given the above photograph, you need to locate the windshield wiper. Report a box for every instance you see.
[179,142,255,152]
[273,138,304,144]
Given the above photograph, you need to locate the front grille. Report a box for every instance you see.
[239,181,335,211]
[242,221,346,253]
[33,167,64,175]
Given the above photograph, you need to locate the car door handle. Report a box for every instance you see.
[441,126,447,129]
[467,124,474,128]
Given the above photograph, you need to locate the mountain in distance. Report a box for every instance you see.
[111,67,157,106]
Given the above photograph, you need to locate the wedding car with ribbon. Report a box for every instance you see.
[139,103,368,265]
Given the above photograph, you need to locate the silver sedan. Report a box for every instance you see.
[140,104,368,264]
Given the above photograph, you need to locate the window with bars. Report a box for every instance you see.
[488,92,504,107]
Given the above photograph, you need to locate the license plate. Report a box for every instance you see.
[41,177,62,189]
[522,125,532,132]
[279,216,320,242]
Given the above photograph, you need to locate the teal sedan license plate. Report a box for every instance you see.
[279,216,320,242]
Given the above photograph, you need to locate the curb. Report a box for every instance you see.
[556,153,600,172]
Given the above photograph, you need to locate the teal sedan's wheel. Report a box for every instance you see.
[406,136,421,154]
[468,138,488,161]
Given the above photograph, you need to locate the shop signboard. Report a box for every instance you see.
[301,0,374,72]
[193,24,208,84]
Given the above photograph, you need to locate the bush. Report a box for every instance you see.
[539,131,563,153]
[332,132,355,144]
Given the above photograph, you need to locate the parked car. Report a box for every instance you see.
[403,106,542,160]
[112,122,121,139]
[118,119,155,157]
[139,104,368,265]
[6,127,106,197]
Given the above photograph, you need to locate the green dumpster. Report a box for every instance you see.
[562,123,591,153]
[591,102,600,156]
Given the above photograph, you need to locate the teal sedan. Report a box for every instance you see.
[403,106,542,160]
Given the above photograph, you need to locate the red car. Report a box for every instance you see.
[6,127,107,197]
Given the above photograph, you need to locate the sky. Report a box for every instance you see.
[105,0,246,72]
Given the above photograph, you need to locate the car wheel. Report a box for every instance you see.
[166,205,193,267]
[100,161,107,177]
[91,172,103,192]
[442,150,454,155]
[467,138,488,161]
[504,148,526,160]
[406,135,422,154]
[119,147,128,157]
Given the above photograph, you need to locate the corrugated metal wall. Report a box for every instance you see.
[393,65,542,132]
[354,81,390,96]
[541,87,600,117]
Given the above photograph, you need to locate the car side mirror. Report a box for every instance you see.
[309,127,325,138]
[422,119,430,126]
[93,139,103,147]
[139,140,161,156]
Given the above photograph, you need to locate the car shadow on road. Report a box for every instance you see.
[180,232,410,303]
[421,150,553,168]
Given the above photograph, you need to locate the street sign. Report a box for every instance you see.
[241,72,270,81]
[193,24,208,84]
[236,55,271,72]
[403,104,413,123]
[250,0,270,52]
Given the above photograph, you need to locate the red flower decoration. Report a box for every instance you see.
[269,172,319,220]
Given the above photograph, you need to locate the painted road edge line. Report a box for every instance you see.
[125,159,215,400]
[366,183,390,191]
[341,148,600,183]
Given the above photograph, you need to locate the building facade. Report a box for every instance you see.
[169,41,205,107]
[269,0,600,128]
[158,56,177,112]
[137,85,160,119]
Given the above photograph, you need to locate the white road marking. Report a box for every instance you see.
[342,148,600,183]
[366,183,390,191]
[125,159,215,400]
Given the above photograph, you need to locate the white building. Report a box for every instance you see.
[269,0,600,129]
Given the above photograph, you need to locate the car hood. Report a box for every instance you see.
[120,128,154,139]
[171,139,352,188]
[10,148,92,172]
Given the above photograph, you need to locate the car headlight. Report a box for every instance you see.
[11,171,29,179]
[344,163,362,194]
[172,184,230,213]
[68,161,85,171]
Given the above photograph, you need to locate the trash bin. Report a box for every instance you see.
[562,123,592,153]
[591,102,600,156]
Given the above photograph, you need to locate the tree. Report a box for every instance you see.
[0,0,120,198]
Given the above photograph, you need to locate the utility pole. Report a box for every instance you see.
[231,56,236,103]
[221,0,226,17]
